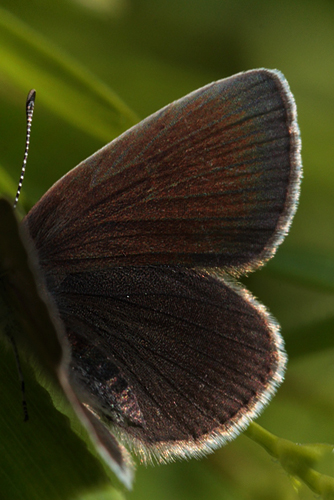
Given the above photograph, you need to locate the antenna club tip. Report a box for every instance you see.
[26,89,36,105]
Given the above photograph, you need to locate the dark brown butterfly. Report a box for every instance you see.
[3,69,302,487]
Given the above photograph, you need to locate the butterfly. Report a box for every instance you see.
[1,68,301,488]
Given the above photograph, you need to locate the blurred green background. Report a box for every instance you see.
[0,0,334,499]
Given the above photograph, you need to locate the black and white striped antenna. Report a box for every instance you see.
[13,89,36,209]
[10,89,36,422]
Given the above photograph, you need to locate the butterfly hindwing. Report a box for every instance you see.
[46,265,285,461]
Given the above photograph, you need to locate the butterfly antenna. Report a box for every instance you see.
[9,89,36,421]
[13,89,36,209]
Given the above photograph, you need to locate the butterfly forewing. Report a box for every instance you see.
[23,69,301,275]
